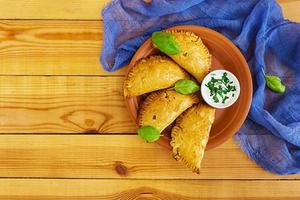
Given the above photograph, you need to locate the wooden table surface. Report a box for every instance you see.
[0,0,300,199]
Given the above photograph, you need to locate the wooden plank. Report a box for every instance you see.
[0,20,126,75]
[0,135,299,179]
[0,179,300,200]
[0,0,109,20]
[0,0,298,21]
[280,0,300,21]
[0,76,136,133]
[1,0,299,76]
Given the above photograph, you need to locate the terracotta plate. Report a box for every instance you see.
[125,25,253,150]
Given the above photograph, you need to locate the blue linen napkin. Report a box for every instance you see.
[100,0,300,175]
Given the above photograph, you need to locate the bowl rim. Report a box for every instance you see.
[201,69,241,109]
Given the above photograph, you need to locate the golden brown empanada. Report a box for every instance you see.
[171,104,215,174]
[139,90,199,132]
[124,55,189,97]
[165,30,212,83]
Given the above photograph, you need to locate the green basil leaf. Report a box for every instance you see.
[175,79,200,95]
[138,126,160,142]
[151,31,180,55]
[265,75,286,94]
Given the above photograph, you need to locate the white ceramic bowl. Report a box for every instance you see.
[201,70,240,109]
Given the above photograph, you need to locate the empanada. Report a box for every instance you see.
[165,30,212,83]
[171,104,215,174]
[124,55,189,97]
[139,90,199,132]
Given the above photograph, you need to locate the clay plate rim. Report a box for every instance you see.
[124,25,253,151]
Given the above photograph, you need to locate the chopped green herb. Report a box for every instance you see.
[205,72,236,104]
[222,96,229,104]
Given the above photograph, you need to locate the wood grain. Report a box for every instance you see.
[0,135,298,179]
[0,76,299,179]
[0,76,136,133]
[0,0,299,76]
[0,0,110,20]
[280,0,300,21]
[0,20,126,76]
[0,0,298,21]
[0,179,300,200]
[0,0,299,199]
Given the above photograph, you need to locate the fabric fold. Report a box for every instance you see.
[100,0,300,175]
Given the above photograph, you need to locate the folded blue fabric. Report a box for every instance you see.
[101,0,300,175]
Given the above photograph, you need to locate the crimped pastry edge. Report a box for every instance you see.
[124,55,188,97]
[138,90,165,127]
[164,29,208,50]
[167,29,211,62]
[164,30,212,82]
[124,55,167,97]
[164,29,200,38]
[170,104,209,174]
[175,152,202,174]
[138,90,199,129]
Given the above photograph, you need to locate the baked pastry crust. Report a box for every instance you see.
[171,104,215,174]
[139,90,199,132]
[124,55,189,97]
[165,30,212,83]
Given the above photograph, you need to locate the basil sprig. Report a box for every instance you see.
[263,69,286,94]
[138,125,160,142]
[265,75,286,94]
[151,31,180,55]
[175,79,200,95]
